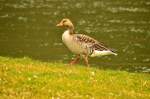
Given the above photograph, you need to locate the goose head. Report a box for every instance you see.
[56,18,74,30]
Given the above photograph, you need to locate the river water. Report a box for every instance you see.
[0,0,150,72]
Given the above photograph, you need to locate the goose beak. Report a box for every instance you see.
[56,23,63,27]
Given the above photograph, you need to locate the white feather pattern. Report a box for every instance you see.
[90,50,117,57]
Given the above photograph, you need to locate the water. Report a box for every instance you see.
[0,0,150,73]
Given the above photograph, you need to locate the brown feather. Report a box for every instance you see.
[74,34,110,51]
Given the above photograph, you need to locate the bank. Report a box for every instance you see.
[0,56,149,99]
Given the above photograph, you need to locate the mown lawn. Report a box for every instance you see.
[0,56,150,99]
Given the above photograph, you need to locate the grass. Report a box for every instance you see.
[0,56,150,99]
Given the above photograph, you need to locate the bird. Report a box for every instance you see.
[56,18,117,67]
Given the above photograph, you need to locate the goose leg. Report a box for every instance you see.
[83,55,89,67]
[69,55,80,65]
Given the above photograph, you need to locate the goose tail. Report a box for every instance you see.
[90,50,117,57]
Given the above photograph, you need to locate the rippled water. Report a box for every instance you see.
[0,0,150,72]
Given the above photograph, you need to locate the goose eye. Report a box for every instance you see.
[63,20,67,23]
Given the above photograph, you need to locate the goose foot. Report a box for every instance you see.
[69,55,80,66]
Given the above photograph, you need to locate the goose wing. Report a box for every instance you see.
[74,34,110,51]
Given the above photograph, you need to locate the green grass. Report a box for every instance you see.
[0,56,150,99]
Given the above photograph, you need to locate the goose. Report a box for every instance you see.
[56,18,117,67]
